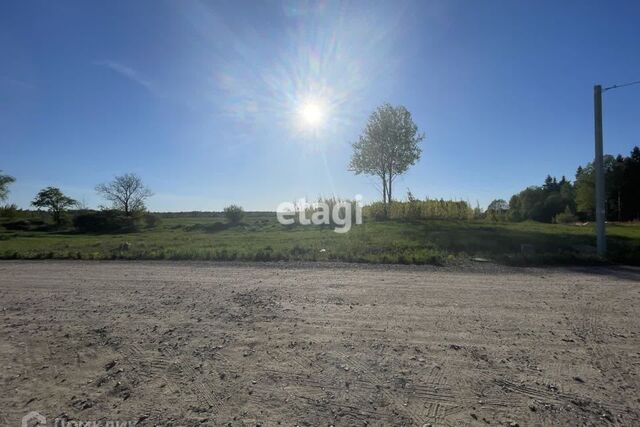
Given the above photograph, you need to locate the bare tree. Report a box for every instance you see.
[96,173,153,216]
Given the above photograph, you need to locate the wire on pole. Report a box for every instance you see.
[603,80,640,92]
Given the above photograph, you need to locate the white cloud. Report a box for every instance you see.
[93,60,153,92]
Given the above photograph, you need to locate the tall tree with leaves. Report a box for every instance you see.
[487,199,509,212]
[96,173,153,216]
[0,171,16,202]
[32,187,77,225]
[349,103,424,207]
[622,147,640,220]
[575,155,616,219]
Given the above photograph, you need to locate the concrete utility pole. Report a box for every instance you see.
[593,85,606,257]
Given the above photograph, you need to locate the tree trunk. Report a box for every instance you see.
[618,191,622,222]
[387,169,393,204]
[381,173,387,203]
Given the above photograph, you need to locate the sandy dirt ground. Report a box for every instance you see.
[1,261,639,426]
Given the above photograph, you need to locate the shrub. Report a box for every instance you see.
[364,197,474,221]
[0,204,19,219]
[404,190,422,220]
[73,211,139,233]
[223,205,244,224]
[142,213,161,228]
[2,218,46,231]
[300,197,360,226]
[365,202,388,221]
[2,219,32,231]
[554,206,578,224]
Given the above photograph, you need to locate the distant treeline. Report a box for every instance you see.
[2,147,639,227]
[154,211,270,218]
[369,146,640,224]
[506,146,640,223]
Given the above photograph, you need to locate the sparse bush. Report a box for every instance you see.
[73,211,139,233]
[142,213,161,228]
[404,190,422,220]
[0,204,19,219]
[365,202,388,220]
[301,197,359,226]
[554,206,579,224]
[364,197,474,221]
[223,205,244,224]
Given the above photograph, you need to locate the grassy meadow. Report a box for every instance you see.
[1,212,640,265]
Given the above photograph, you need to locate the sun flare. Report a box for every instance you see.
[299,101,325,128]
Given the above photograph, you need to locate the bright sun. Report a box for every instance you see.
[299,102,325,128]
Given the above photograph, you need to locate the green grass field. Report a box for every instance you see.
[1,213,640,265]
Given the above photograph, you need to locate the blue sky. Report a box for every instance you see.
[2,0,639,211]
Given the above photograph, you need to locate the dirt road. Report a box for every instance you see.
[1,261,639,426]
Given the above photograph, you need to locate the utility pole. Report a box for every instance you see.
[593,85,606,257]
[592,79,640,256]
